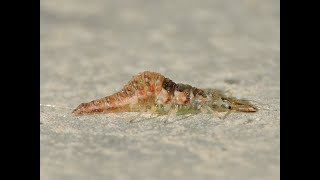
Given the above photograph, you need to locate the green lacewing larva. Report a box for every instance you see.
[72,71,257,118]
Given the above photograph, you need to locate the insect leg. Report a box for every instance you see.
[221,110,232,120]
[164,105,178,123]
[129,111,144,123]
[165,113,198,124]
[129,107,159,123]
[202,105,224,119]
[128,101,160,123]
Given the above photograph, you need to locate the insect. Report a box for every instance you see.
[72,71,257,119]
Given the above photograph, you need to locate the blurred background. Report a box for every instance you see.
[41,0,279,179]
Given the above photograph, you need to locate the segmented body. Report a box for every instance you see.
[72,71,257,115]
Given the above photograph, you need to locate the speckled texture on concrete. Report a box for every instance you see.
[40,0,280,180]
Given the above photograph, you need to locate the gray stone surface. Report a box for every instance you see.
[40,0,280,180]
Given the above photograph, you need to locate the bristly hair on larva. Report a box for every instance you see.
[72,71,258,118]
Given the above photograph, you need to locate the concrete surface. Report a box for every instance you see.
[40,0,280,179]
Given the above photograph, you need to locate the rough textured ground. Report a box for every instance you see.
[40,0,280,180]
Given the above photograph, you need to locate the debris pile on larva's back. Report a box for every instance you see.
[72,71,257,116]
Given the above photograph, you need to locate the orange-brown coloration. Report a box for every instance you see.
[72,71,258,116]
[72,71,165,115]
